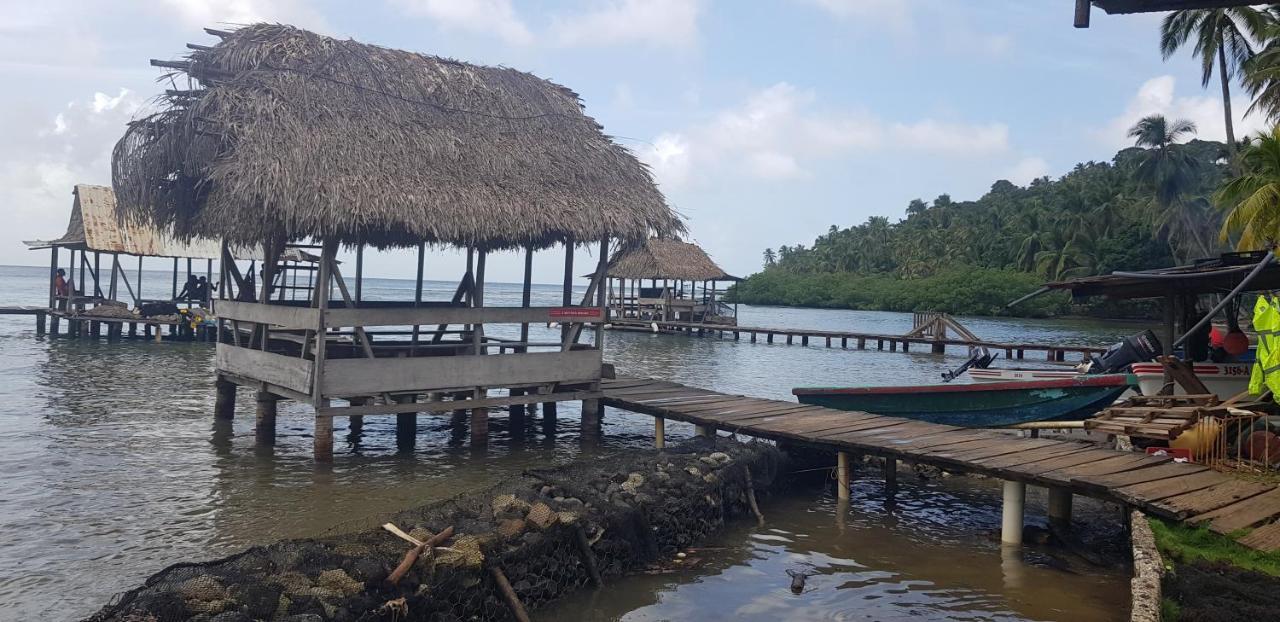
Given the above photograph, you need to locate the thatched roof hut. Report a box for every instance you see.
[607,238,737,282]
[112,23,682,250]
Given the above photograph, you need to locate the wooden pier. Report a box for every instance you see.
[607,319,1105,362]
[601,377,1280,551]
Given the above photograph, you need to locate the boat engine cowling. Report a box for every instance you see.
[1088,330,1162,374]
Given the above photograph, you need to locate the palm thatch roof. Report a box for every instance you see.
[606,238,738,281]
[112,24,683,251]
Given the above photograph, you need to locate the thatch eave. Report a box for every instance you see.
[112,23,682,252]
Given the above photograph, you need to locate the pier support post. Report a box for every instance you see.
[655,417,665,449]
[1048,488,1073,528]
[36,312,45,336]
[542,400,557,435]
[581,397,602,439]
[694,423,714,437]
[931,341,945,354]
[837,451,851,500]
[471,407,489,447]
[884,457,898,496]
[255,392,277,446]
[1001,480,1026,545]
[767,333,774,344]
[396,395,417,453]
[314,413,333,463]
[214,379,237,420]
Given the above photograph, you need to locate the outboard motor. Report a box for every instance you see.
[1088,330,1162,374]
[942,346,997,382]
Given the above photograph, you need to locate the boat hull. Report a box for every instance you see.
[792,376,1133,427]
[971,363,1250,398]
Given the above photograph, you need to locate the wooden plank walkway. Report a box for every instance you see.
[602,377,1280,551]
[607,319,1104,362]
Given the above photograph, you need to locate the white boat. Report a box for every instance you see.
[969,362,1251,397]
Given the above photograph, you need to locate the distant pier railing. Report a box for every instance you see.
[606,318,1104,362]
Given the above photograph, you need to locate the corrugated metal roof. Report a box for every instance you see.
[24,185,259,260]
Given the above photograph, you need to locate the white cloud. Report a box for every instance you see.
[639,82,1009,189]
[159,0,329,31]
[1003,156,1049,185]
[890,119,1009,154]
[391,0,533,45]
[1101,75,1268,148]
[551,0,702,49]
[1,89,149,249]
[802,0,912,33]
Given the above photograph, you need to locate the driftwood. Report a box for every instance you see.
[385,525,455,586]
[489,566,531,622]
[744,466,765,527]
[573,523,604,588]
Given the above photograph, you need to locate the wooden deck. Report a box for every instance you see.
[607,319,1104,362]
[602,377,1280,551]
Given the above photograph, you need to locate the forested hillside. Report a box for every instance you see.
[730,139,1231,317]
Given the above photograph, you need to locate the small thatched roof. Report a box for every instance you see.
[606,238,737,281]
[112,24,682,251]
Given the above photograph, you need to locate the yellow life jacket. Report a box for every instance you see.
[1249,294,1280,395]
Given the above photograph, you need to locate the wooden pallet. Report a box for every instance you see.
[1086,394,1223,439]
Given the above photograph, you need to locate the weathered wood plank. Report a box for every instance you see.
[216,344,313,395]
[1155,480,1275,520]
[1190,488,1280,534]
[326,305,603,327]
[322,349,601,395]
[1236,521,1280,552]
[1075,462,1210,491]
[215,300,319,329]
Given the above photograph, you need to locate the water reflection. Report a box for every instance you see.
[0,267,1141,620]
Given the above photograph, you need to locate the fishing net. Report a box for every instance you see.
[87,437,782,622]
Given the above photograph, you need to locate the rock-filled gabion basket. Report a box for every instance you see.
[87,437,782,622]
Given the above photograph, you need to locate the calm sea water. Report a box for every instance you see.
[0,264,1147,621]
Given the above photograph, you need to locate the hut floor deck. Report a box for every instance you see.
[601,377,1280,552]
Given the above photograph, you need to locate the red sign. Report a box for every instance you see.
[550,307,602,319]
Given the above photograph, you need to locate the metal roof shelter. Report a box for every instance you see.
[23,185,261,337]
[1073,0,1261,27]
[1042,251,1279,300]
[23,185,244,259]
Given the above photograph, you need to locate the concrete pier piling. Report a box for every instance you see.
[1001,480,1026,545]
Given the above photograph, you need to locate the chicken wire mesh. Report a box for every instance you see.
[86,437,782,622]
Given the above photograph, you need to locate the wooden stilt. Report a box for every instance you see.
[471,406,489,446]
[884,457,898,496]
[256,392,277,445]
[542,400,557,435]
[655,416,665,449]
[314,411,333,462]
[396,395,417,453]
[1048,488,1073,528]
[837,451,851,500]
[581,396,602,439]
[214,379,236,420]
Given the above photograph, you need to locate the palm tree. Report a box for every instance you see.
[1217,126,1280,250]
[1160,7,1267,165]
[1128,115,1211,262]
[762,248,776,267]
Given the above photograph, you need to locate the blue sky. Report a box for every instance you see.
[0,0,1265,284]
